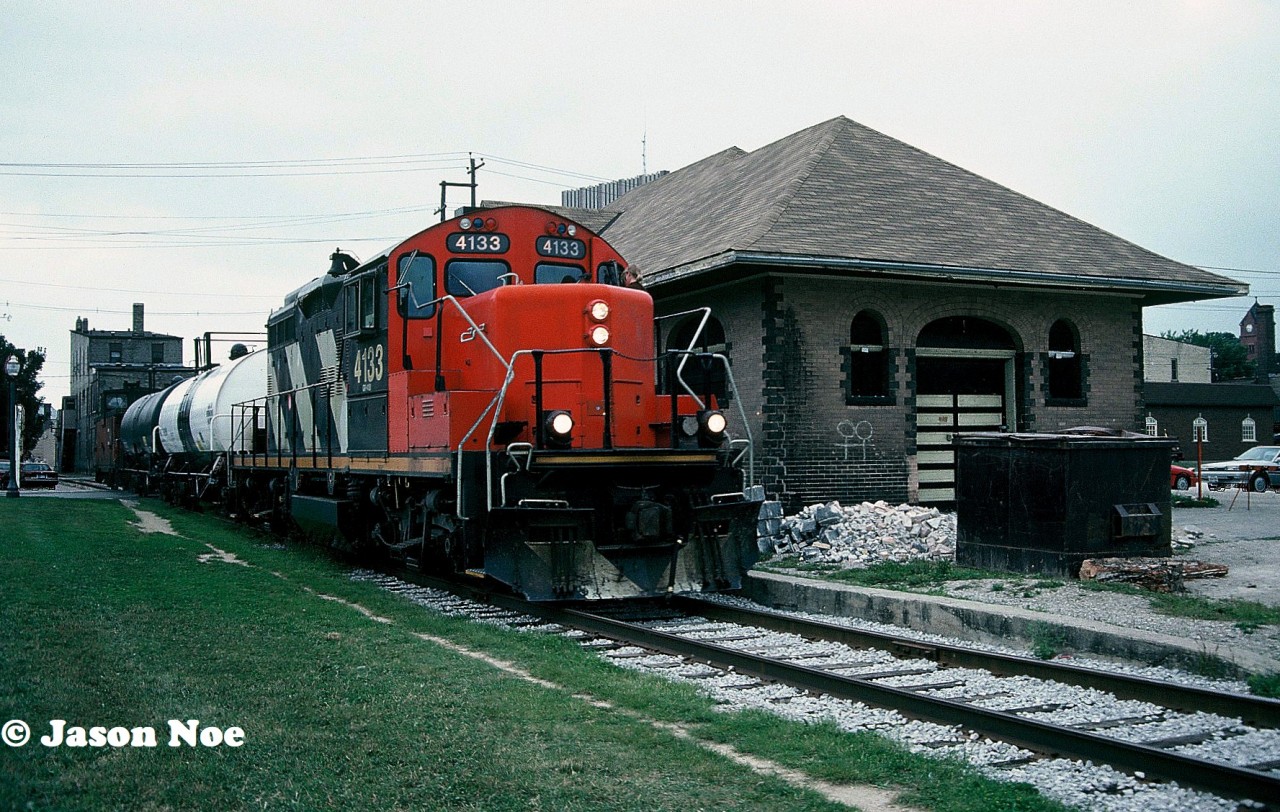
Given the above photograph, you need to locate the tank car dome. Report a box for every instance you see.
[229,343,249,360]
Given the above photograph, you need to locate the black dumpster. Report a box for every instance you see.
[952,431,1177,577]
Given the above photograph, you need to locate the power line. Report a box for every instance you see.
[0,165,470,179]
[1194,264,1280,277]
[0,151,471,169]
[477,155,613,183]
[0,277,280,299]
[4,301,263,316]
[0,235,401,249]
[0,151,620,186]
[0,203,438,221]
[484,168,589,188]
[0,148,619,188]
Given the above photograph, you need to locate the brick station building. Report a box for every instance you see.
[554,117,1246,508]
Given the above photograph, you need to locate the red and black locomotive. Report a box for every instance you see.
[203,205,763,600]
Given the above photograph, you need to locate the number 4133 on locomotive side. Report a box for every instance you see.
[351,343,385,387]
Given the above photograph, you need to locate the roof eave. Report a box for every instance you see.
[642,251,1248,305]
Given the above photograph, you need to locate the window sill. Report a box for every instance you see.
[847,395,896,407]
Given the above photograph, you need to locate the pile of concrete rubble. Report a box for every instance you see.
[758,500,956,567]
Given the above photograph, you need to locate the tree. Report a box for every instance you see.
[0,336,49,458]
[1160,330,1255,382]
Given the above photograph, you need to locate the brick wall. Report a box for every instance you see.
[654,272,1144,508]
[1147,405,1264,463]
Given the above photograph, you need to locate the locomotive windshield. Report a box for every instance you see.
[446,259,509,297]
[535,263,586,284]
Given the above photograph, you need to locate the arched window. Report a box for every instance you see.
[844,310,892,402]
[1046,319,1085,403]
[663,315,730,404]
[1145,414,1158,436]
[1243,416,1257,443]
[1193,415,1209,443]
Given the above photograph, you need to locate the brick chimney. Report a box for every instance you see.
[132,303,144,335]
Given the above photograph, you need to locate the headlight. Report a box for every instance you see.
[588,300,609,321]
[543,410,574,448]
[698,410,728,446]
[589,325,610,346]
[704,411,727,434]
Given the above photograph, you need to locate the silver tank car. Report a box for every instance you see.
[158,350,267,456]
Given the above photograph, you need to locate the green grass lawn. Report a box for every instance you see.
[0,498,1069,811]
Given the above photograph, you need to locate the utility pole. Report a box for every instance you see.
[434,154,485,221]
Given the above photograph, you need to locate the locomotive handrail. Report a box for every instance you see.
[227,402,267,460]
[230,381,335,467]
[210,412,257,454]
[455,347,608,516]
[471,346,755,514]
[702,351,754,486]
[655,307,712,409]
[455,387,507,521]
[388,288,511,373]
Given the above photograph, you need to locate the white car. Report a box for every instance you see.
[1200,445,1280,493]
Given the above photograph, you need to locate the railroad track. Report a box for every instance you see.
[360,570,1280,809]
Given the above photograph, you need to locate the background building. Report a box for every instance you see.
[1143,335,1212,384]
[561,171,668,210]
[540,117,1246,507]
[1241,301,1276,384]
[1144,382,1276,462]
[67,303,193,473]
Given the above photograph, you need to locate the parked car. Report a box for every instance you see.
[20,461,59,489]
[1200,445,1280,493]
[1170,464,1198,490]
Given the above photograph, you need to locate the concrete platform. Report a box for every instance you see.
[743,569,1280,679]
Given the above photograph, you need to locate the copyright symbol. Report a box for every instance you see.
[2,720,30,747]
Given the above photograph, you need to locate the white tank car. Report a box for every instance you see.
[158,350,268,456]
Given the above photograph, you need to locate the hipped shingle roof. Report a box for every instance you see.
[565,117,1244,304]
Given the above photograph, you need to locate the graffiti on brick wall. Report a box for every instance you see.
[836,419,874,460]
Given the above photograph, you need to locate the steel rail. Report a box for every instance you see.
[418,577,1280,807]
[557,603,1280,807]
[673,595,1280,729]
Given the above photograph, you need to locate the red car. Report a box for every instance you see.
[1171,464,1198,490]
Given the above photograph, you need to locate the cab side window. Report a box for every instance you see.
[397,254,437,318]
[343,266,386,336]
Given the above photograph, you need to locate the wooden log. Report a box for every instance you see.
[1078,557,1228,593]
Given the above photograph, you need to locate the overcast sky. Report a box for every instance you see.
[4,1,1277,403]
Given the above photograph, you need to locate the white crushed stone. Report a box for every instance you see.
[759,500,955,566]
[351,570,1277,812]
[756,500,1280,666]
